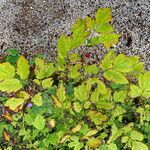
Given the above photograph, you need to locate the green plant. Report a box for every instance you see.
[0,8,149,150]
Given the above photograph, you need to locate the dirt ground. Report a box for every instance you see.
[0,0,150,68]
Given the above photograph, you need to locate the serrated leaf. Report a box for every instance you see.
[0,79,22,93]
[5,98,25,111]
[96,102,114,110]
[0,62,15,80]
[100,51,116,70]
[87,138,101,149]
[113,54,133,73]
[98,34,121,48]
[17,91,30,100]
[104,69,128,84]
[132,141,148,150]
[108,124,122,144]
[84,64,99,74]
[69,64,81,79]
[17,56,30,80]
[35,58,55,79]
[68,53,81,63]
[56,82,66,102]
[130,84,142,98]
[73,102,82,112]
[113,90,127,102]
[130,130,144,141]
[87,111,108,125]
[112,106,126,118]
[96,24,114,34]
[74,84,89,101]
[107,143,118,150]
[42,78,53,89]
[96,8,112,24]
[84,16,95,30]
[33,114,45,131]
[32,93,43,106]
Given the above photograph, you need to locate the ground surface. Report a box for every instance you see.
[0,0,150,68]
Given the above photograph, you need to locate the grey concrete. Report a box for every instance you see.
[0,0,150,68]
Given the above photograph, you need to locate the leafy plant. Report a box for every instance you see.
[0,8,149,150]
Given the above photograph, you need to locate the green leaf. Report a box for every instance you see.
[113,90,127,102]
[68,53,81,63]
[5,98,25,111]
[96,24,114,34]
[130,84,142,98]
[130,130,144,141]
[100,51,116,70]
[32,93,43,106]
[112,106,126,118]
[24,114,33,125]
[48,133,59,146]
[132,141,148,150]
[104,69,128,84]
[138,72,150,98]
[42,78,53,89]
[0,62,15,80]
[107,143,118,150]
[74,84,89,101]
[108,124,122,144]
[17,56,30,80]
[84,64,99,74]
[56,82,66,102]
[0,79,22,93]
[96,8,112,24]
[33,114,45,131]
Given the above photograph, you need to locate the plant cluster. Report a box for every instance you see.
[0,8,149,150]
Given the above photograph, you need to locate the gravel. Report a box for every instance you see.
[0,0,150,68]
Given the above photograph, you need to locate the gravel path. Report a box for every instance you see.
[0,0,150,68]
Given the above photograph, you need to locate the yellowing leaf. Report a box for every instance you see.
[132,141,148,150]
[96,24,114,34]
[96,102,114,110]
[17,91,30,100]
[73,102,82,112]
[33,114,45,131]
[100,51,116,70]
[104,69,128,84]
[98,34,121,48]
[71,124,82,133]
[74,84,89,101]
[0,62,15,80]
[84,16,95,30]
[0,79,22,93]
[17,56,30,80]
[51,95,62,108]
[87,138,101,149]
[5,98,25,111]
[35,58,55,79]
[85,129,98,137]
[113,90,127,102]
[130,84,142,98]
[56,82,66,102]
[130,130,144,141]
[48,119,55,128]
[3,131,10,141]
[32,93,43,106]
[96,8,112,24]
[42,78,53,89]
